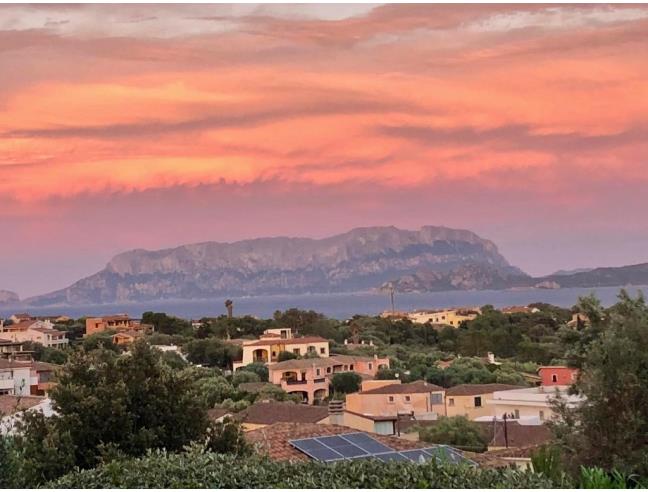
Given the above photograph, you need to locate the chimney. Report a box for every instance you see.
[328,400,345,425]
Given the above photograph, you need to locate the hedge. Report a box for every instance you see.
[48,446,557,488]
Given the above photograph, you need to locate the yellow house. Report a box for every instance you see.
[445,384,525,420]
[233,328,329,370]
[406,308,481,327]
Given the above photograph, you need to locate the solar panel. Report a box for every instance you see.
[290,438,344,462]
[340,432,393,454]
[401,449,433,463]
[376,452,410,462]
[288,433,476,467]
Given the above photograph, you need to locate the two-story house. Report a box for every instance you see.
[233,328,329,370]
[267,354,390,404]
[0,359,58,396]
[342,380,445,434]
[0,320,68,349]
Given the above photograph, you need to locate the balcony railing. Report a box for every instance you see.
[285,379,306,385]
[313,378,326,384]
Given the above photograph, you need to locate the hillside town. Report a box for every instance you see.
[1,292,645,488]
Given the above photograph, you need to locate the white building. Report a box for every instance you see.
[0,396,54,435]
[1,320,68,348]
[487,386,583,423]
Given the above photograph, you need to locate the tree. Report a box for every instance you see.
[418,416,487,451]
[15,340,209,479]
[277,350,298,362]
[551,290,648,476]
[21,341,69,364]
[141,312,192,336]
[331,372,361,394]
[82,331,120,352]
[184,339,241,368]
[203,417,251,455]
[191,375,235,408]
[231,370,260,387]
[240,362,269,382]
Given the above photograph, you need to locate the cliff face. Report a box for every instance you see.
[24,226,525,305]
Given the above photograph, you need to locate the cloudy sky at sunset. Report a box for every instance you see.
[2,3,648,297]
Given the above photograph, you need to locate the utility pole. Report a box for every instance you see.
[503,414,509,448]
[390,286,395,314]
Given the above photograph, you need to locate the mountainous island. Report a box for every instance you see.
[3,225,648,307]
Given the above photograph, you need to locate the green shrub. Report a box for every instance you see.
[48,447,557,488]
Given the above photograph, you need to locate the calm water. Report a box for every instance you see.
[3,285,646,320]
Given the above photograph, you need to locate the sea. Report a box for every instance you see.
[3,285,647,320]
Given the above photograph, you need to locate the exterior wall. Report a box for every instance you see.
[446,393,496,420]
[488,387,580,422]
[345,390,445,418]
[269,365,329,404]
[538,367,578,386]
[4,323,68,348]
[342,411,374,432]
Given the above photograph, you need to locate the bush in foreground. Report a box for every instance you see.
[48,446,555,488]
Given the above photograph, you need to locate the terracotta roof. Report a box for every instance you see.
[0,359,32,369]
[0,395,44,415]
[446,384,526,396]
[238,402,329,425]
[245,422,424,462]
[2,320,37,331]
[207,407,233,421]
[114,330,144,338]
[244,336,328,347]
[360,380,444,395]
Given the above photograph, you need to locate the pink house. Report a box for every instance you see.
[538,366,578,386]
[268,354,390,404]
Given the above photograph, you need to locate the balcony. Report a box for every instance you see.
[313,378,327,384]
[285,379,307,386]
[0,379,14,390]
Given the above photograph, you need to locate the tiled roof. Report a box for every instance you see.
[244,336,328,347]
[0,359,32,369]
[360,380,444,395]
[0,395,44,415]
[245,422,423,462]
[445,384,526,396]
[207,407,233,421]
[238,402,329,425]
[2,320,37,331]
[268,355,380,371]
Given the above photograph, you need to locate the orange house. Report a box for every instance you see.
[345,380,446,420]
[538,366,578,386]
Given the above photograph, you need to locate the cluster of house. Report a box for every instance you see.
[232,327,390,404]
[85,314,153,345]
[0,313,69,349]
[381,307,482,326]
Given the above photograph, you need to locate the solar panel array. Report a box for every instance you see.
[289,432,476,466]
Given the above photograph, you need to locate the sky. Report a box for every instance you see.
[1,3,648,298]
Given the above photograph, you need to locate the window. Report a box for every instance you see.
[343,365,348,371]
[272,351,277,357]
[349,364,354,370]
[552,374,558,383]
[293,349,300,355]
[431,393,443,405]
[320,347,325,354]
[404,395,411,403]
[316,368,321,376]
[388,396,395,403]
[326,367,332,374]
[474,396,482,408]
[448,398,455,406]
[539,410,545,421]
[514,409,520,419]
[368,363,373,370]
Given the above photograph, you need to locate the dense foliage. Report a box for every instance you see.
[330,372,362,394]
[551,290,648,477]
[418,416,488,451]
[47,446,556,488]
